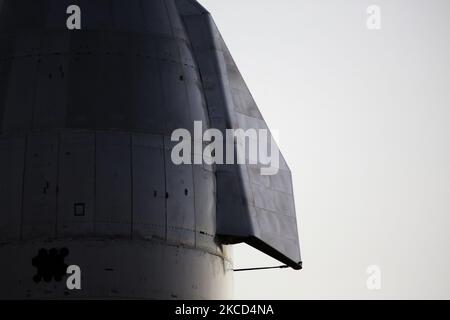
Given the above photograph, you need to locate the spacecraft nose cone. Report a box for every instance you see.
[0,0,207,134]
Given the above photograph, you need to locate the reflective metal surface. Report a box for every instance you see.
[0,0,301,299]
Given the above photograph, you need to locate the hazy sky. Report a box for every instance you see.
[199,0,450,299]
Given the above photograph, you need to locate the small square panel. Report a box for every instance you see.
[74,203,85,217]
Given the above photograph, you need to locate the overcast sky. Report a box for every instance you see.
[199,0,450,299]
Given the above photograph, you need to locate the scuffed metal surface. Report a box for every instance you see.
[0,239,233,300]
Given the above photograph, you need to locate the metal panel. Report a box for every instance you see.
[0,0,45,31]
[0,34,14,59]
[193,165,216,250]
[155,37,182,69]
[95,132,132,237]
[0,135,25,240]
[178,40,198,72]
[132,133,166,240]
[128,53,166,134]
[67,32,133,130]
[180,42,210,125]
[0,58,13,132]
[0,0,5,23]
[164,137,195,245]
[142,0,172,36]
[174,0,208,16]
[79,0,113,30]
[45,0,75,30]
[158,57,193,133]
[178,5,302,269]
[185,81,209,125]
[57,132,95,237]
[0,239,232,300]
[214,169,253,237]
[40,31,71,55]
[22,133,58,239]
[165,0,190,41]
[66,32,102,129]
[111,0,144,33]
[130,33,157,58]
[270,169,295,195]
[33,54,69,128]
[2,57,37,130]
[91,52,133,129]
[253,183,295,217]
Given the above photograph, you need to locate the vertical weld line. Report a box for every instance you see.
[30,32,44,130]
[55,131,61,238]
[19,134,29,241]
[93,132,97,235]
[184,16,221,239]
[154,2,169,243]
[139,0,146,31]
[162,136,168,242]
[182,17,214,129]
[109,0,114,28]
[130,134,134,239]
[163,0,198,246]
[183,15,220,240]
